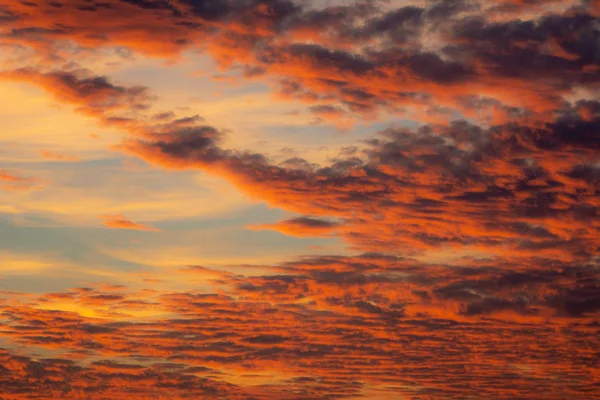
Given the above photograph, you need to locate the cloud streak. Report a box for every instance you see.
[0,169,39,191]
[101,215,161,232]
[248,216,340,237]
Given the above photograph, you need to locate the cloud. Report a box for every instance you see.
[124,113,600,262]
[100,215,160,232]
[1,0,598,126]
[39,150,82,162]
[0,253,598,398]
[248,216,340,237]
[0,348,248,399]
[1,1,600,398]
[4,60,586,263]
[0,68,153,124]
[0,169,39,190]
[2,24,596,263]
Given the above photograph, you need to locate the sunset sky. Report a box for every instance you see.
[0,0,599,398]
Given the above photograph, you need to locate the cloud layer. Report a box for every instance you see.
[0,0,599,399]
[1,254,599,398]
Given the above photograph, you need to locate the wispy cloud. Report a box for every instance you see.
[100,215,161,232]
[0,169,39,190]
[39,150,82,162]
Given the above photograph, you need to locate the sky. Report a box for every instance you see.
[0,0,599,398]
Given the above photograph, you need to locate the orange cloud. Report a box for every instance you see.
[100,215,160,232]
[0,68,153,124]
[0,169,38,190]
[248,216,339,237]
[0,254,598,399]
[3,62,596,265]
[39,150,82,162]
[1,2,599,397]
[123,114,600,263]
[1,0,597,128]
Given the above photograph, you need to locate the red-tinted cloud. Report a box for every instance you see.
[248,216,339,237]
[0,254,598,399]
[39,150,82,162]
[101,215,160,232]
[0,169,39,190]
[1,1,600,398]
[0,68,153,122]
[124,113,600,262]
[1,0,598,125]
